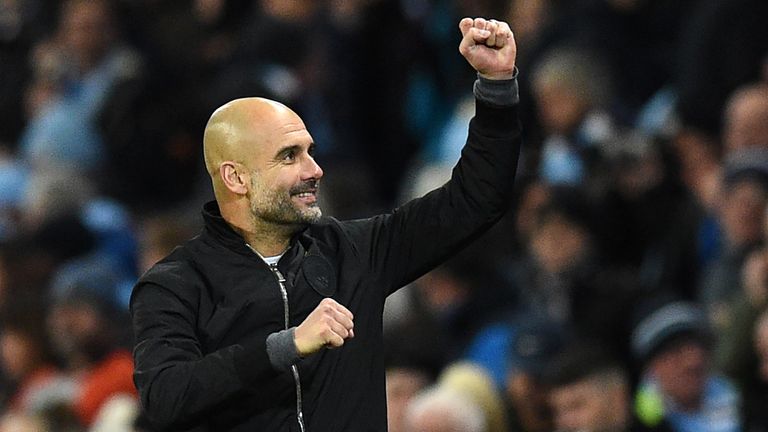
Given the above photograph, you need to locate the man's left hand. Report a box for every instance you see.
[458,17,516,80]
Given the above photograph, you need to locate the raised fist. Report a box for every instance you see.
[459,17,517,80]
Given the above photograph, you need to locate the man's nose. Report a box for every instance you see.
[304,156,323,180]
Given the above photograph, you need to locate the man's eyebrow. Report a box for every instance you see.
[274,142,315,159]
[274,144,302,159]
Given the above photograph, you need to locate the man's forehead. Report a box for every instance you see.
[275,118,309,135]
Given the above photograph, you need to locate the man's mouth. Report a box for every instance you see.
[290,183,319,205]
[294,191,316,202]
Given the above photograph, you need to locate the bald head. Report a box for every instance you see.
[203,97,304,180]
[202,97,322,239]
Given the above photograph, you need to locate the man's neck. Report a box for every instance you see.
[218,199,299,256]
[234,219,297,257]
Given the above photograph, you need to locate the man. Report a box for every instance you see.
[48,263,137,427]
[632,301,741,432]
[131,17,520,431]
[547,345,672,432]
[403,386,486,432]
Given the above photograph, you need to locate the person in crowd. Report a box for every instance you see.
[0,306,64,420]
[632,300,741,432]
[18,0,143,171]
[465,314,565,432]
[47,265,137,428]
[504,186,642,358]
[403,386,487,432]
[530,46,616,186]
[722,83,768,154]
[700,149,768,329]
[386,365,432,432]
[438,362,509,432]
[547,343,673,432]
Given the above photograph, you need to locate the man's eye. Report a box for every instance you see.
[283,151,296,162]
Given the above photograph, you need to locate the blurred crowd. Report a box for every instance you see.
[0,0,767,431]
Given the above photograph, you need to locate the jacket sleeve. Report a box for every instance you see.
[337,81,522,296]
[130,263,276,430]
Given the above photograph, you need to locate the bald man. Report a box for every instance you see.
[131,17,520,432]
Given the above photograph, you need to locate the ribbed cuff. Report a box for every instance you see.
[266,328,300,371]
[473,67,519,107]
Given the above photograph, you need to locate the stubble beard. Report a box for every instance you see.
[248,176,322,229]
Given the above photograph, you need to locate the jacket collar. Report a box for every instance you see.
[200,200,312,270]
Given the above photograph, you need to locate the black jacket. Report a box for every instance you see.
[130,97,521,431]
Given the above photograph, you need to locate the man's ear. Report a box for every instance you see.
[220,161,248,195]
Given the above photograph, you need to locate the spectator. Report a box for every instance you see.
[508,187,641,356]
[18,0,143,171]
[632,300,741,432]
[501,315,565,432]
[438,362,509,432]
[531,46,616,187]
[386,366,431,432]
[47,266,137,428]
[403,386,487,432]
[700,149,768,329]
[723,83,768,154]
[599,135,700,297]
[546,343,673,432]
[0,306,66,418]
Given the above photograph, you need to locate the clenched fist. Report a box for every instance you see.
[459,17,516,80]
[294,297,355,357]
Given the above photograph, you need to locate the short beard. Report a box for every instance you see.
[248,175,322,228]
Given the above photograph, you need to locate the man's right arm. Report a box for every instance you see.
[130,273,275,429]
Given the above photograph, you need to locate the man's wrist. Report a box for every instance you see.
[266,327,301,371]
[478,66,518,81]
[473,67,519,107]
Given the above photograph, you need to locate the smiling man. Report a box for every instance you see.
[131,17,521,432]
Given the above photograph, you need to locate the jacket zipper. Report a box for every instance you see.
[246,245,306,432]
[268,263,306,432]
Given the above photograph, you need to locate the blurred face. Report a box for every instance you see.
[60,0,113,69]
[724,89,768,153]
[47,302,103,364]
[387,369,429,432]
[0,331,37,380]
[244,114,324,228]
[720,179,767,248]
[534,82,588,135]
[649,339,709,411]
[531,215,589,275]
[506,0,548,44]
[549,377,628,432]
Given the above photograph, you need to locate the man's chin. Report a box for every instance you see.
[283,208,322,227]
[301,204,322,220]
[301,209,322,224]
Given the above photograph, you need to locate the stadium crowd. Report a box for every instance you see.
[0,0,767,431]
